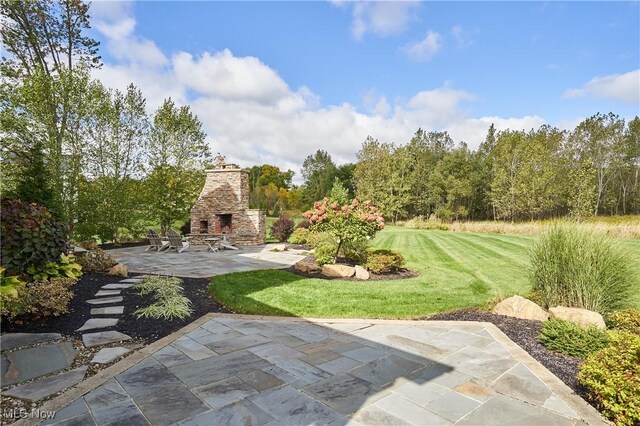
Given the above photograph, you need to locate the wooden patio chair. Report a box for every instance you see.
[146,229,169,252]
[166,228,189,253]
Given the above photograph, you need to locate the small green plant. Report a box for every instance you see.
[0,198,69,275]
[270,214,295,243]
[27,254,83,281]
[0,267,26,314]
[364,249,405,274]
[134,276,193,320]
[315,244,336,266]
[538,318,609,358]
[606,309,640,335]
[2,278,75,318]
[305,231,335,249]
[529,225,637,314]
[288,228,311,244]
[578,331,640,426]
[76,248,117,273]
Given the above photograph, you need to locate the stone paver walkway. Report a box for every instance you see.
[39,315,606,426]
[107,245,307,277]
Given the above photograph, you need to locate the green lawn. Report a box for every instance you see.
[210,226,640,319]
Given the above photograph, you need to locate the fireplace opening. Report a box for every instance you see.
[199,220,209,233]
[216,214,232,234]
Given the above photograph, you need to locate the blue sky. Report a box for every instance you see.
[89,1,640,174]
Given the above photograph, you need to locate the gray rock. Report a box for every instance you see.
[0,333,62,352]
[82,331,131,348]
[77,318,119,331]
[86,296,123,305]
[91,347,130,364]
[549,306,606,330]
[3,367,87,402]
[95,289,121,297]
[321,264,355,278]
[102,283,134,289]
[1,342,76,386]
[90,306,124,315]
[354,265,370,280]
[493,296,549,321]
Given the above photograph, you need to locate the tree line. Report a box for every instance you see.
[352,115,640,222]
[1,0,210,242]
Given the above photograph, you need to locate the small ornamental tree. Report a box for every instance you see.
[303,198,384,259]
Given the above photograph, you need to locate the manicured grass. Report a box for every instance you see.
[210,226,640,318]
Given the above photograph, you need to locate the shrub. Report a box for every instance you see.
[578,331,640,426]
[180,221,191,235]
[606,309,640,335]
[304,198,384,258]
[342,239,369,264]
[295,219,311,229]
[76,249,117,274]
[306,231,335,249]
[2,278,75,318]
[26,254,82,282]
[314,244,337,266]
[288,228,311,244]
[134,276,193,320]
[0,198,69,275]
[364,249,405,274]
[403,217,449,231]
[529,225,637,314]
[270,214,295,243]
[538,318,609,358]
[78,240,98,250]
[0,267,26,314]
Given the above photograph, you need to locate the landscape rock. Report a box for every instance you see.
[549,306,606,330]
[321,264,355,278]
[492,296,549,321]
[1,342,76,386]
[108,264,128,277]
[354,265,370,280]
[77,318,119,331]
[294,260,322,274]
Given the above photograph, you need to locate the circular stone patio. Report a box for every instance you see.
[29,314,606,426]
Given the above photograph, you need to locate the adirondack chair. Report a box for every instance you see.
[146,229,169,252]
[166,228,189,253]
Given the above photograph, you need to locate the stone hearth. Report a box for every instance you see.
[190,160,266,245]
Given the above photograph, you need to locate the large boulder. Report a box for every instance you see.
[354,265,370,280]
[294,260,322,274]
[492,295,549,321]
[321,264,355,278]
[107,263,128,277]
[549,306,606,330]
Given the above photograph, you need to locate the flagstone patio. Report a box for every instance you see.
[34,314,606,426]
[106,245,307,278]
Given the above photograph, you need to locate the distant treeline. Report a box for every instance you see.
[352,113,640,222]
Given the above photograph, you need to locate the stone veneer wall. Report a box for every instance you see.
[190,166,266,245]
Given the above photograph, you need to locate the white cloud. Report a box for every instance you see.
[564,69,640,103]
[451,25,473,48]
[402,31,442,62]
[88,4,554,180]
[173,50,290,104]
[336,1,420,40]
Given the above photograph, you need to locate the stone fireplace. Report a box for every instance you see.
[190,159,266,245]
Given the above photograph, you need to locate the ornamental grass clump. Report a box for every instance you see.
[134,276,193,320]
[529,225,637,314]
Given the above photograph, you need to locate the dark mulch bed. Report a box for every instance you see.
[1,273,230,343]
[99,240,148,250]
[426,309,588,399]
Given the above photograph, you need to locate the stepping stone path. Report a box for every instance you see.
[0,277,143,404]
[78,277,140,345]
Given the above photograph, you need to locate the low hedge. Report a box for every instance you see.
[538,318,609,358]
